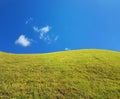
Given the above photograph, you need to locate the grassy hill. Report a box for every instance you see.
[0,49,120,99]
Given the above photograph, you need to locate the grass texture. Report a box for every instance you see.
[0,49,120,99]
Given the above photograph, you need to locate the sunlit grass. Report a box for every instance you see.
[0,49,120,98]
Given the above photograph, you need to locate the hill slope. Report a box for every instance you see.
[0,49,120,99]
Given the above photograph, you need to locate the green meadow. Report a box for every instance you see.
[0,49,120,99]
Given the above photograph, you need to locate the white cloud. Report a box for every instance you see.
[65,48,70,51]
[25,17,33,24]
[15,35,31,47]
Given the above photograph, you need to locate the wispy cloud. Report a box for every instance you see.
[40,25,51,33]
[33,25,58,44]
[65,48,71,51]
[33,26,40,32]
[54,36,59,41]
[15,35,31,47]
[33,25,51,40]
[25,17,33,24]
[33,25,50,33]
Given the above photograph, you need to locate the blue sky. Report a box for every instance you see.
[0,0,120,53]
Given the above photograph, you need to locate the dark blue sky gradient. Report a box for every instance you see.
[0,0,120,53]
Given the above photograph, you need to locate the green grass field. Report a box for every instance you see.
[0,49,120,99]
